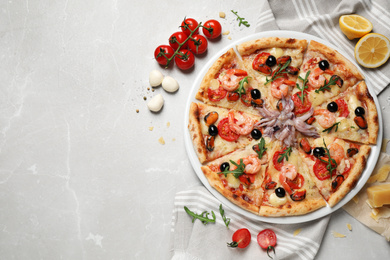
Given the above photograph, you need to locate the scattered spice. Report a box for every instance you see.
[144,96,147,100]
[136,109,139,113]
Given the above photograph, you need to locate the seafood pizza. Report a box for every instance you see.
[188,37,379,217]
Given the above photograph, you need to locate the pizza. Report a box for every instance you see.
[187,37,379,217]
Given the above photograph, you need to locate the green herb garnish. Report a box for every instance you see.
[184,206,216,225]
[218,159,246,178]
[231,10,250,27]
[322,122,340,134]
[277,147,292,163]
[265,59,291,85]
[315,75,339,93]
[219,204,230,228]
[319,139,338,178]
[235,76,249,98]
[254,137,267,159]
[296,70,310,103]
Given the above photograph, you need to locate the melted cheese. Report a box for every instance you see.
[226,173,241,189]
[268,193,287,207]
[269,47,284,58]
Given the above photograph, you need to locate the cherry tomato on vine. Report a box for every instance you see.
[154,45,175,66]
[169,31,188,50]
[188,34,208,54]
[202,19,222,39]
[227,228,251,249]
[181,18,199,36]
[257,229,277,259]
[174,49,195,70]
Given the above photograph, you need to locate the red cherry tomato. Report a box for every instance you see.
[203,19,222,39]
[257,229,277,258]
[154,45,175,66]
[169,31,188,50]
[174,49,195,70]
[272,151,284,171]
[227,228,251,248]
[218,117,240,142]
[286,173,305,190]
[181,18,199,36]
[188,34,208,54]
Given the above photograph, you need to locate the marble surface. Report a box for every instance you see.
[1,1,389,259]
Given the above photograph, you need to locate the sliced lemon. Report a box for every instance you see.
[339,14,373,40]
[354,33,390,68]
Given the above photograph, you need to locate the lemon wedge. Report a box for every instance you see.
[354,33,390,68]
[339,14,373,40]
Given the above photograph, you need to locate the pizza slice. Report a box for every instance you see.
[298,135,371,207]
[308,81,378,145]
[293,40,364,108]
[258,142,326,216]
[195,48,264,116]
[237,37,308,109]
[188,102,263,164]
[201,137,273,214]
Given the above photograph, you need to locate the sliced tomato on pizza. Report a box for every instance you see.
[259,143,326,216]
[188,102,263,163]
[298,135,371,207]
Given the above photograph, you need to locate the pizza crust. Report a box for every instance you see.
[188,102,207,163]
[237,37,307,56]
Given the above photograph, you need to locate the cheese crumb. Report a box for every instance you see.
[158,137,165,145]
[219,12,226,18]
[347,223,352,231]
[352,195,359,204]
[381,138,389,152]
[222,30,230,35]
[228,36,232,40]
[167,122,170,128]
[293,228,302,236]
[332,231,346,238]
[149,127,154,131]
[370,207,390,222]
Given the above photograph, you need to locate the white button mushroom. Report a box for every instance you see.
[147,94,164,112]
[162,76,179,93]
[149,70,164,87]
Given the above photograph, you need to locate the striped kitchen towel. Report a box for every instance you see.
[168,186,330,260]
[256,0,390,95]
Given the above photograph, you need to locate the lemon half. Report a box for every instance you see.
[354,33,390,68]
[339,14,373,40]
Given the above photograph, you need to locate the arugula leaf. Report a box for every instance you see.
[296,70,310,103]
[254,138,267,159]
[219,204,230,228]
[231,10,250,27]
[277,147,292,163]
[265,59,291,85]
[319,139,338,178]
[314,75,339,94]
[235,76,249,98]
[184,206,216,225]
[218,159,246,178]
[322,122,340,134]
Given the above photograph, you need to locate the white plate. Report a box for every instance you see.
[184,30,383,224]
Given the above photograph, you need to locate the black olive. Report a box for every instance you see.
[208,125,218,136]
[251,129,262,140]
[355,106,365,117]
[275,187,286,198]
[319,60,329,71]
[220,162,230,172]
[250,89,261,100]
[313,147,325,158]
[327,101,338,112]
[266,55,276,67]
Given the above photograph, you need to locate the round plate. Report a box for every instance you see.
[184,30,383,224]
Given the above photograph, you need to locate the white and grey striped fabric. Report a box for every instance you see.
[169,186,330,260]
[256,0,390,95]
